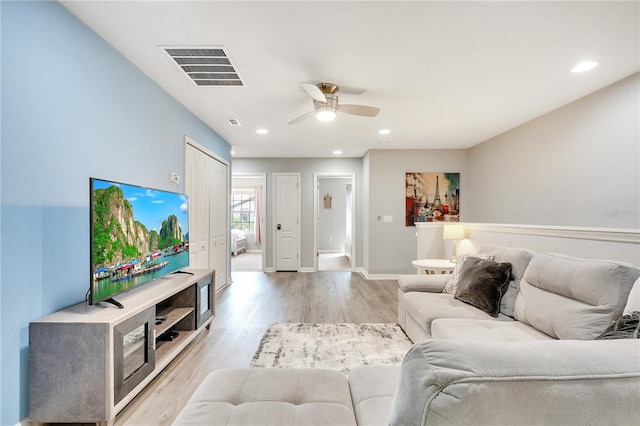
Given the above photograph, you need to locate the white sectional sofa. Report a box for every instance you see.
[174,247,640,425]
[398,246,639,343]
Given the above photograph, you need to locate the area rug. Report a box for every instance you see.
[250,323,413,374]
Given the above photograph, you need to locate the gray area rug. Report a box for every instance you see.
[251,323,413,374]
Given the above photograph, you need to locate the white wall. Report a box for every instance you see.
[365,149,470,275]
[468,73,639,229]
[417,223,639,267]
[363,74,640,274]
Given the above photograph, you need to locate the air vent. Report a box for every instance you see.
[228,118,242,127]
[164,47,245,87]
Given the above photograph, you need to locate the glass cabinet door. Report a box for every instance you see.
[113,306,155,404]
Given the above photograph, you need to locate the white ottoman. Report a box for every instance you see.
[173,368,357,425]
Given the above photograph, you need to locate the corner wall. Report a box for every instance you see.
[0,2,230,423]
[467,73,639,229]
[365,149,469,275]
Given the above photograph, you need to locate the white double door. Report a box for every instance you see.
[185,139,228,291]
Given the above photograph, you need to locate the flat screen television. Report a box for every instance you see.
[90,178,189,307]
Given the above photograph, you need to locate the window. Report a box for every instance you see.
[231,190,255,231]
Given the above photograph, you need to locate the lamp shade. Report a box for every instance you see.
[443,224,466,240]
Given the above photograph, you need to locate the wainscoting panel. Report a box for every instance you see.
[417,222,640,266]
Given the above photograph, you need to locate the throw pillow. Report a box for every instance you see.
[623,278,640,317]
[442,253,495,295]
[454,257,513,318]
[596,312,640,340]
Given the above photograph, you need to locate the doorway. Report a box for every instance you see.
[231,174,266,272]
[314,173,355,272]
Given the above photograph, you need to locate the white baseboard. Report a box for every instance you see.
[265,267,275,273]
[300,267,314,273]
[356,267,399,280]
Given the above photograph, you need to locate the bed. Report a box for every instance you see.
[231,229,247,255]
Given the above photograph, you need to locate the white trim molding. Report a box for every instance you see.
[465,223,639,244]
[356,267,399,281]
[416,221,639,267]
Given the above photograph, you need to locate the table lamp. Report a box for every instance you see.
[443,223,466,262]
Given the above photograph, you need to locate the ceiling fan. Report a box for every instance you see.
[288,82,380,125]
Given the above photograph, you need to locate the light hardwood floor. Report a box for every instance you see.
[115,271,400,425]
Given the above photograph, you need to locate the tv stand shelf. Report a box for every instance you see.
[156,306,194,335]
[28,269,215,425]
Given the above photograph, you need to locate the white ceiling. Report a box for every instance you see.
[61,1,639,158]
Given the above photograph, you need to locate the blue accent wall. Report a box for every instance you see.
[0,2,231,423]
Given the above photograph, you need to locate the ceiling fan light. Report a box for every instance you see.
[316,107,336,122]
[572,60,598,73]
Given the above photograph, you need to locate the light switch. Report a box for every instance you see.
[170,172,180,184]
[383,215,393,223]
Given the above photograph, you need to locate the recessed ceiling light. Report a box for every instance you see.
[379,141,389,145]
[230,150,235,155]
[333,150,343,155]
[378,129,391,135]
[572,60,598,73]
[256,128,268,134]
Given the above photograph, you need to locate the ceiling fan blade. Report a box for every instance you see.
[338,104,380,117]
[301,83,327,103]
[288,110,315,125]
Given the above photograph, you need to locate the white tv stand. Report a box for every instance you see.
[28,269,215,425]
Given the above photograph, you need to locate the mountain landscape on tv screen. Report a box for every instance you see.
[92,185,186,267]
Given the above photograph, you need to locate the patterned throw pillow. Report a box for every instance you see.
[442,253,495,295]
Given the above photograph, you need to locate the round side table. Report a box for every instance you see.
[412,259,456,274]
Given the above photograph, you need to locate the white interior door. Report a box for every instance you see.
[275,173,299,271]
[185,139,228,290]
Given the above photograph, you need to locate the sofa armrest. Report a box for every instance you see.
[397,274,450,293]
[390,339,640,426]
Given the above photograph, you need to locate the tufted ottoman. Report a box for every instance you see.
[172,368,358,425]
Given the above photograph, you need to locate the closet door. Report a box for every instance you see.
[186,145,211,270]
[210,158,228,291]
[185,140,228,291]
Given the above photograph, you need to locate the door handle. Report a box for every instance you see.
[277,224,281,230]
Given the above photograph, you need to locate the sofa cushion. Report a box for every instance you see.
[431,318,554,341]
[348,365,401,426]
[515,253,640,340]
[454,257,512,317]
[442,253,494,295]
[403,292,512,339]
[172,368,357,425]
[479,245,535,317]
[389,339,640,426]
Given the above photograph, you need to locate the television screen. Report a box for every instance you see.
[90,178,189,306]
